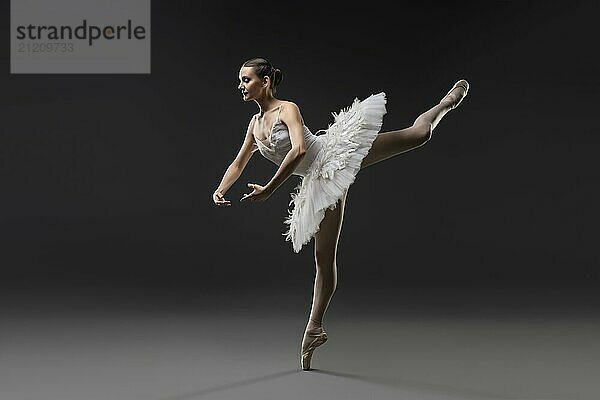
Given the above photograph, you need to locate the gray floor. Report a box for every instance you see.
[2,284,599,400]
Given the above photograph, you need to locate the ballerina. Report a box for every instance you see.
[212,57,469,370]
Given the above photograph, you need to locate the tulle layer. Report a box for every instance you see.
[283,92,387,253]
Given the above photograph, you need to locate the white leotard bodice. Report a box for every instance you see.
[251,105,324,177]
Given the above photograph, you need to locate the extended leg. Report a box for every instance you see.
[360,80,469,169]
[359,122,433,169]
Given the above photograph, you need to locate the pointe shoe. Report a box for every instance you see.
[441,79,469,109]
[300,326,328,371]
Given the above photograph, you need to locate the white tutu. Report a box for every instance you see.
[282,92,387,253]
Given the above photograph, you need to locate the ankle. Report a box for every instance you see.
[307,318,322,329]
[439,98,455,110]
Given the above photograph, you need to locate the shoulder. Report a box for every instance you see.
[280,100,303,119]
[246,114,258,132]
[281,100,300,112]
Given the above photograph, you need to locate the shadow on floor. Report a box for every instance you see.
[313,369,507,400]
[159,370,298,400]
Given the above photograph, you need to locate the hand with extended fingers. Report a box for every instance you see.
[240,183,273,203]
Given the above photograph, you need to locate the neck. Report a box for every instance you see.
[255,94,279,116]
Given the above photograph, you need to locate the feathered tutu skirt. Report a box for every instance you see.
[283,92,387,253]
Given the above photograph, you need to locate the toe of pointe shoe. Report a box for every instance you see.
[301,353,312,370]
[300,330,328,371]
[455,78,469,90]
[456,79,469,97]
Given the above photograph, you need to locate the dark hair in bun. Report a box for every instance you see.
[242,57,284,94]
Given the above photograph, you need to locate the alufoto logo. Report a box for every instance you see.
[15,19,147,46]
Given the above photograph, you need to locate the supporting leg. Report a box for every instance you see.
[301,190,347,370]
[307,189,347,328]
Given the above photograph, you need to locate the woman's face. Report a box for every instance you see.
[238,66,266,101]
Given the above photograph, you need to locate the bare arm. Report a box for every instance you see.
[241,103,306,202]
[264,103,306,193]
[213,116,257,206]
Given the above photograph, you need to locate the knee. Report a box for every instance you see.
[412,123,432,145]
[314,255,336,271]
[314,252,337,274]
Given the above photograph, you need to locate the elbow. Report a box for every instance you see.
[295,148,306,159]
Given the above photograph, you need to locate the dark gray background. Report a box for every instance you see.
[2,3,600,399]
[1,1,598,301]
